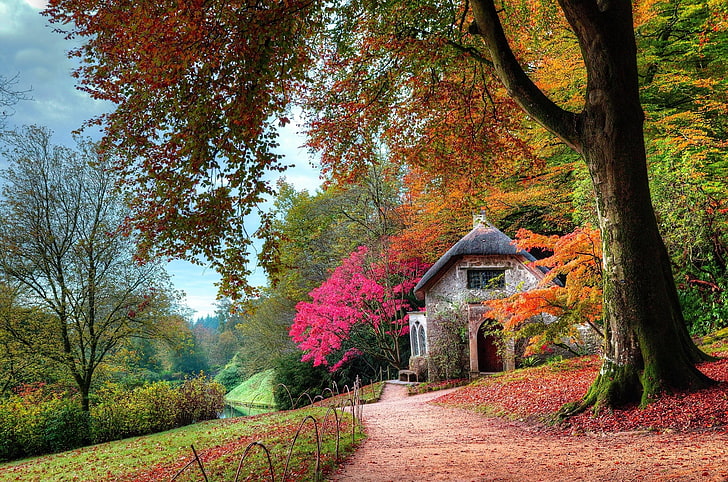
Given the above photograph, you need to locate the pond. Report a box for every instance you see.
[219,403,276,419]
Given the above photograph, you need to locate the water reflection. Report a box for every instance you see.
[220,404,275,419]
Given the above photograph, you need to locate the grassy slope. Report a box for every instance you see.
[225,369,276,407]
[0,405,363,481]
[0,383,383,481]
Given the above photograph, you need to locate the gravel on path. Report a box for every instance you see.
[328,382,728,481]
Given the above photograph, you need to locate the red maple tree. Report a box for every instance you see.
[485,226,603,356]
[290,246,428,371]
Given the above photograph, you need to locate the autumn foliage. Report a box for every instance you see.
[42,0,728,410]
[485,226,603,355]
[45,0,324,297]
[437,350,728,434]
[290,246,428,371]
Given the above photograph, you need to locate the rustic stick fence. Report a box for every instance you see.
[170,377,369,481]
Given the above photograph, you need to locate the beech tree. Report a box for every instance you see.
[44,0,721,407]
[0,126,180,410]
[468,0,714,410]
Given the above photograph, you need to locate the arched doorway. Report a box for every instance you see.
[477,321,502,373]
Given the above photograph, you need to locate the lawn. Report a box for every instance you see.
[0,404,363,481]
[225,369,277,408]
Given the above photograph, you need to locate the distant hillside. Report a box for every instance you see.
[225,369,276,408]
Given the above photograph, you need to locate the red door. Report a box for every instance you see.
[477,324,502,372]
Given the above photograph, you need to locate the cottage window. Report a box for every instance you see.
[410,321,427,356]
[467,269,506,289]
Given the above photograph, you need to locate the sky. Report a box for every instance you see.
[0,0,322,319]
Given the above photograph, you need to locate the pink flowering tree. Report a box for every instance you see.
[290,246,429,371]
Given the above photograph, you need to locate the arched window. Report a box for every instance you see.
[410,321,427,356]
[417,322,427,356]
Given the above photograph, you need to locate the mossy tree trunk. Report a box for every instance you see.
[470,0,714,409]
[581,116,713,408]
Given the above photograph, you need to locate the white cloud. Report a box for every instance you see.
[0,0,32,34]
[14,47,47,65]
[24,0,47,9]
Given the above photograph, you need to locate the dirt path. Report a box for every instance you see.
[329,383,728,481]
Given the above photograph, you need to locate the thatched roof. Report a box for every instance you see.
[414,222,538,299]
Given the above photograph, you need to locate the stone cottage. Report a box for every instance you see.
[406,213,554,380]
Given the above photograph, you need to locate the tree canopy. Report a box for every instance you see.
[290,245,428,371]
[485,226,603,356]
[43,0,728,407]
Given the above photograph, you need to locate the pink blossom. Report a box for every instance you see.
[290,245,430,371]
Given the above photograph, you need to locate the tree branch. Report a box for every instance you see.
[469,0,581,151]
[444,39,493,67]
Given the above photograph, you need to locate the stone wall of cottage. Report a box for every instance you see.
[423,254,544,317]
[421,254,545,379]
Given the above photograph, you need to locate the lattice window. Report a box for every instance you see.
[467,269,506,289]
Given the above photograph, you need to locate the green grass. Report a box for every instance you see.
[700,329,728,354]
[225,369,277,408]
[0,406,364,481]
[407,378,469,396]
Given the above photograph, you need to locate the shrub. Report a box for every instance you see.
[214,354,247,392]
[175,375,226,426]
[44,400,90,452]
[90,383,140,442]
[91,399,129,443]
[0,377,226,461]
[273,352,334,410]
[427,305,470,381]
[680,281,728,336]
[0,384,88,461]
[135,382,180,433]
[92,377,223,443]
[0,401,20,461]
[11,394,47,456]
[91,381,182,442]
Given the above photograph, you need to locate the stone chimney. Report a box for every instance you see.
[473,207,488,228]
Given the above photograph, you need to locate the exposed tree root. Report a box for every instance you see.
[558,357,716,420]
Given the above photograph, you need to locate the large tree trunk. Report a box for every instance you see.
[470,0,714,409]
[572,0,713,409]
[580,84,713,408]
